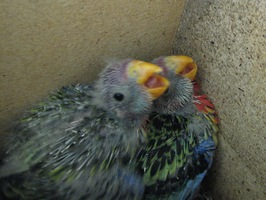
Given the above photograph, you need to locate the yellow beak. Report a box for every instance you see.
[166,55,198,81]
[127,61,170,99]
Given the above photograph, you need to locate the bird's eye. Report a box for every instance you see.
[113,93,124,101]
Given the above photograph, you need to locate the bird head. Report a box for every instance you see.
[152,55,196,114]
[94,59,169,125]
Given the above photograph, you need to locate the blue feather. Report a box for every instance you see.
[117,169,145,198]
[177,137,216,200]
[194,137,216,166]
[177,171,207,200]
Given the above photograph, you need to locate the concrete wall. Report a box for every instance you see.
[173,0,266,199]
[0,0,185,130]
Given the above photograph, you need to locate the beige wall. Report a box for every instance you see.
[174,0,266,199]
[0,0,185,130]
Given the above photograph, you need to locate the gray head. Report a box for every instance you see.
[152,56,198,115]
[93,59,170,127]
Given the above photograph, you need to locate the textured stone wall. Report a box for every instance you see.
[173,0,266,199]
[0,0,185,130]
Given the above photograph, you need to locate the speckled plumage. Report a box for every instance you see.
[136,56,219,200]
[0,60,167,200]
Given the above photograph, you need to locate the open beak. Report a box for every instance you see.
[167,56,198,81]
[127,61,170,99]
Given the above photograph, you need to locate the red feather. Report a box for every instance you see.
[192,81,219,124]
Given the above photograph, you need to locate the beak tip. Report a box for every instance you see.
[147,76,170,100]
[129,60,169,99]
